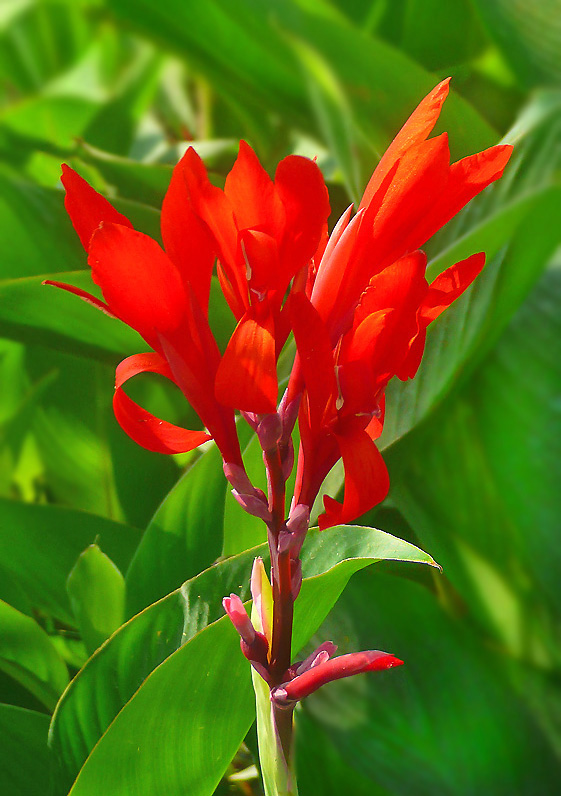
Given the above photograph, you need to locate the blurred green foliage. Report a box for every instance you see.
[1,0,561,794]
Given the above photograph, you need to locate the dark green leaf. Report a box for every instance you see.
[0,704,53,796]
[303,571,559,795]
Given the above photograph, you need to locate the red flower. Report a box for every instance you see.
[289,79,513,529]
[46,163,243,466]
[176,142,330,414]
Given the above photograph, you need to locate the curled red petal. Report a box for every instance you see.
[114,353,211,454]
[181,148,243,303]
[215,307,278,414]
[319,428,390,530]
[61,164,133,251]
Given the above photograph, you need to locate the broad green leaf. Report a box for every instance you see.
[0,704,52,796]
[125,442,228,617]
[302,571,559,795]
[0,168,83,280]
[0,497,140,624]
[67,545,125,655]
[109,0,496,158]
[50,545,260,793]
[0,272,146,362]
[51,525,435,794]
[290,38,362,204]
[399,0,487,72]
[0,599,68,711]
[388,262,561,658]
[473,0,561,89]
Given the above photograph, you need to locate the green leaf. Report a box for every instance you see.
[0,704,52,796]
[290,38,362,204]
[0,599,68,711]
[389,262,561,657]
[109,0,496,158]
[0,497,140,625]
[0,168,83,280]
[473,0,561,88]
[50,525,435,794]
[67,545,125,655]
[296,709,390,796]
[302,570,559,794]
[377,90,561,451]
[0,272,146,362]
[125,443,228,617]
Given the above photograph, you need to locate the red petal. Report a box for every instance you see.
[88,222,188,352]
[289,292,337,431]
[420,252,486,324]
[406,145,513,249]
[61,164,133,251]
[161,150,216,313]
[275,154,331,283]
[215,307,278,414]
[370,133,451,255]
[113,353,211,454]
[360,78,450,210]
[240,229,280,295]
[319,428,389,529]
[181,148,242,293]
[396,252,486,380]
[224,140,285,238]
[310,208,366,329]
[332,135,450,322]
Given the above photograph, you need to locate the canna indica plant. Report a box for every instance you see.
[47,79,512,794]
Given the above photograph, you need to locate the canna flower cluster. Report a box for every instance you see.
[48,79,512,707]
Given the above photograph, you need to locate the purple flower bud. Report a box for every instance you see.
[241,411,259,430]
[223,462,255,494]
[281,437,294,482]
[278,390,300,441]
[271,650,404,707]
[290,558,302,600]
[257,413,282,452]
[231,490,271,522]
